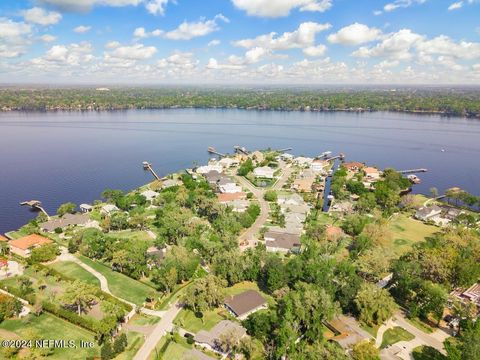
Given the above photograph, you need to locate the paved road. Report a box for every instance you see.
[133,301,183,360]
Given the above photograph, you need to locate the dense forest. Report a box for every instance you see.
[1,87,480,117]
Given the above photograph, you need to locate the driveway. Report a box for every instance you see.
[133,301,183,360]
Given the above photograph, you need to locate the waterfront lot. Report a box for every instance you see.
[50,261,100,286]
[389,214,438,256]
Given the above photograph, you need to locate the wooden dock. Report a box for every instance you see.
[398,168,428,174]
[233,145,249,155]
[208,147,226,157]
[276,147,292,153]
[20,200,50,219]
[326,153,345,162]
[142,161,160,181]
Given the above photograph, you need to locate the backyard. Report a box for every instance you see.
[388,214,438,256]
[50,261,100,286]
[381,326,415,348]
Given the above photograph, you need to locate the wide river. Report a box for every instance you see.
[1,109,479,233]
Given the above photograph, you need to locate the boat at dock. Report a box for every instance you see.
[407,174,422,184]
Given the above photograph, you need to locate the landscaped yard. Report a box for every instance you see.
[110,230,155,243]
[174,308,226,333]
[77,255,155,305]
[50,261,100,286]
[412,345,446,360]
[389,214,438,256]
[406,317,435,334]
[0,313,99,359]
[113,330,145,360]
[162,340,191,359]
[129,314,160,326]
[381,326,415,348]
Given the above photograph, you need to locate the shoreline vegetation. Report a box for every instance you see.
[1,87,480,117]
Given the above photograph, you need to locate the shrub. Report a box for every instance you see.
[263,190,278,202]
[54,227,63,234]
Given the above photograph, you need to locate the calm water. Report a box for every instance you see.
[1,109,479,233]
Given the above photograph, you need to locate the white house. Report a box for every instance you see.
[253,166,275,179]
[294,157,314,167]
[101,204,119,215]
[218,157,239,168]
[141,189,159,202]
[364,167,381,181]
[219,183,243,194]
[196,165,223,175]
[415,205,442,221]
[79,204,93,213]
[311,159,329,172]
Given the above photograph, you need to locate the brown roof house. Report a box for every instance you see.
[39,213,91,232]
[224,290,267,320]
[9,234,53,257]
[343,162,364,172]
[194,320,246,355]
[264,231,301,253]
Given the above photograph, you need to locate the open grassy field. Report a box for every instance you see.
[162,341,191,359]
[0,313,99,359]
[381,326,415,348]
[110,230,155,242]
[77,255,155,305]
[389,214,438,256]
[113,331,145,360]
[174,308,227,333]
[50,261,100,286]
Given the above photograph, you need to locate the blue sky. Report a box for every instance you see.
[0,0,479,84]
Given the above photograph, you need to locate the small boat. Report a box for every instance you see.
[208,147,216,153]
[319,151,332,158]
[407,174,421,184]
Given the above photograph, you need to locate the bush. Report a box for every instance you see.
[42,301,99,333]
[29,244,60,264]
[246,192,254,199]
[0,294,23,323]
[113,333,128,354]
[263,190,278,202]
[54,227,63,234]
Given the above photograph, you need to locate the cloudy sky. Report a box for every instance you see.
[1,0,480,84]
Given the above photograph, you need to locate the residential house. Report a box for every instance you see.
[291,178,314,193]
[226,199,250,213]
[343,162,364,172]
[279,153,294,161]
[217,192,247,202]
[162,179,181,189]
[264,231,301,253]
[196,165,223,175]
[224,290,267,320]
[450,283,480,312]
[327,315,373,351]
[79,204,93,213]
[9,234,53,257]
[101,204,119,215]
[250,151,264,164]
[146,246,166,269]
[218,157,239,168]
[294,156,314,167]
[363,167,381,181]
[217,177,242,193]
[311,159,329,172]
[415,205,442,221]
[253,166,275,179]
[141,189,159,202]
[277,194,304,206]
[194,320,246,354]
[329,201,354,215]
[39,213,92,232]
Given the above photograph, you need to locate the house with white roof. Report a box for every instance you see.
[196,165,223,175]
[101,204,119,215]
[253,166,275,179]
[141,189,159,202]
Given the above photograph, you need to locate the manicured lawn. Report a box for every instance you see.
[412,346,446,360]
[130,314,160,326]
[110,230,154,242]
[113,331,145,360]
[162,341,191,359]
[77,255,155,305]
[389,214,438,256]
[0,313,99,359]
[360,323,380,338]
[381,326,415,348]
[174,308,226,333]
[50,261,100,286]
[406,317,434,334]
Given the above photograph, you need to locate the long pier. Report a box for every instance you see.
[20,200,50,219]
[142,161,160,181]
[208,147,226,157]
[398,168,428,174]
[233,145,249,155]
[276,147,292,153]
[326,153,345,162]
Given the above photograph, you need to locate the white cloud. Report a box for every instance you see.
[416,35,480,60]
[206,58,244,70]
[353,29,424,60]
[22,7,62,26]
[133,27,163,38]
[157,52,198,70]
[231,0,332,17]
[234,22,331,50]
[0,18,32,58]
[448,1,464,10]
[303,44,327,57]
[328,23,382,46]
[105,43,157,60]
[74,25,91,33]
[163,14,228,40]
[40,34,57,42]
[145,0,170,15]
[38,0,171,15]
[30,42,94,67]
[208,39,220,47]
[384,0,426,12]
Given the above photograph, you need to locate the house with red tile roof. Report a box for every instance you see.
[9,234,52,257]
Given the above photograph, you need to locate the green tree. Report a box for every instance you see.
[264,190,278,202]
[355,283,396,326]
[56,202,77,216]
[183,275,227,313]
[113,333,128,354]
[352,340,380,360]
[29,243,59,263]
[61,280,98,315]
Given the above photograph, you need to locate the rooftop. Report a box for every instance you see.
[224,290,266,318]
[217,192,246,202]
[9,234,52,250]
[264,231,301,250]
[194,320,246,349]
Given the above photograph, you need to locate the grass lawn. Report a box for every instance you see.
[110,230,154,243]
[0,313,99,359]
[406,317,435,334]
[113,331,145,360]
[360,323,380,338]
[162,341,191,359]
[389,214,438,256]
[77,255,155,305]
[412,346,446,360]
[381,326,415,348]
[50,261,100,286]
[174,308,226,333]
[130,314,160,326]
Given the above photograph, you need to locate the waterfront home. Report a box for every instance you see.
[39,213,91,232]
[250,150,264,164]
[79,204,93,213]
[196,165,223,175]
[294,156,314,167]
[279,153,294,161]
[329,201,354,215]
[291,178,314,193]
[141,189,159,202]
[219,183,243,194]
[253,166,275,179]
[343,162,364,172]
[280,203,311,215]
[363,167,381,181]
[311,159,329,172]
[264,231,301,253]
[101,204,119,215]
[224,290,267,320]
[415,205,442,221]
[9,234,52,257]
[217,192,247,202]
[162,179,181,189]
[204,170,222,186]
[218,157,239,168]
[194,320,246,354]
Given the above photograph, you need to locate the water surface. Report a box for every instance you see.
[1,109,479,233]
